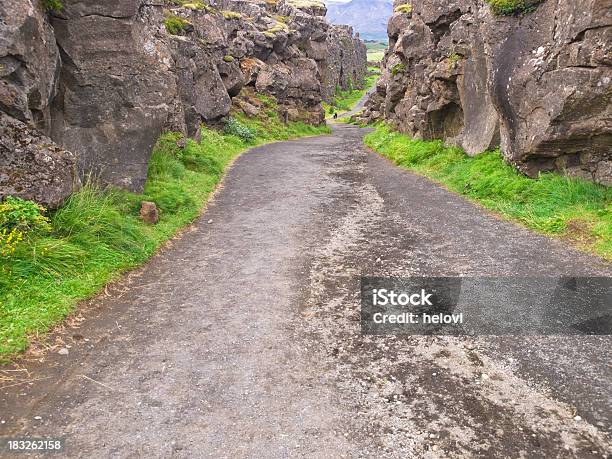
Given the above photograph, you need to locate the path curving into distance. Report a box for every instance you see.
[334,84,377,120]
[1,125,610,457]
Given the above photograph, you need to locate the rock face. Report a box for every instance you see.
[316,24,368,100]
[49,1,177,192]
[0,0,60,131]
[360,0,612,185]
[0,0,366,204]
[0,112,79,209]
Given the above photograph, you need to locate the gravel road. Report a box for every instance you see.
[1,125,610,458]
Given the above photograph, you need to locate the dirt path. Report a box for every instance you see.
[336,85,377,119]
[1,125,611,457]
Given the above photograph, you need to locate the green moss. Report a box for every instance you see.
[391,63,406,76]
[267,21,290,34]
[364,124,611,260]
[394,3,412,14]
[485,0,543,15]
[221,10,242,19]
[448,53,462,69]
[223,55,235,63]
[0,97,331,360]
[168,0,214,9]
[42,0,63,12]
[286,0,325,9]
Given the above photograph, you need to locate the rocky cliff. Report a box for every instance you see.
[0,0,366,206]
[359,0,611,185]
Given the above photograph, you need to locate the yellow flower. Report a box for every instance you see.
[0,228,24,257]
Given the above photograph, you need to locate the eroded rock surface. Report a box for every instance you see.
[0,0,366,200]
[0,112,79,209]
[360,0,611,184]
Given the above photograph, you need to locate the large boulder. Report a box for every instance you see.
[485,0,612,183]
[48,0,177,192]
[0,112,79,209]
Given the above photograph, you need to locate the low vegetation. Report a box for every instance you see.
[0,99,330,359]
[164,14,191,35]
[394,3,413,14]
[286,0,325,9]
[42,0,63,12]
[485,0,543,15]
[448,53,463,69]
[365,124,611,260]
[221,10,242,20]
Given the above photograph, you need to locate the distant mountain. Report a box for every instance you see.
[326,0,392,42]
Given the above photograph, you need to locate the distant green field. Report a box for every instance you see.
[366,40,387,62]
[367,51,385,62]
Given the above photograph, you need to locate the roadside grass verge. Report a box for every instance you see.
[323,69,379,118]
[364,124,612,260]
[0,107,330,359]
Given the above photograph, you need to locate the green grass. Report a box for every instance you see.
[42,0,63,12]
[0,103,330,359]
[364,124,612,259]
[366,41,387,63]
[323,71,379,118]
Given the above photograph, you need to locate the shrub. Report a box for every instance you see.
[448,53,462,69]
[0,196,51,233]
[224,117,256,143]
[164,15,190,35]
[42,0,63,12]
